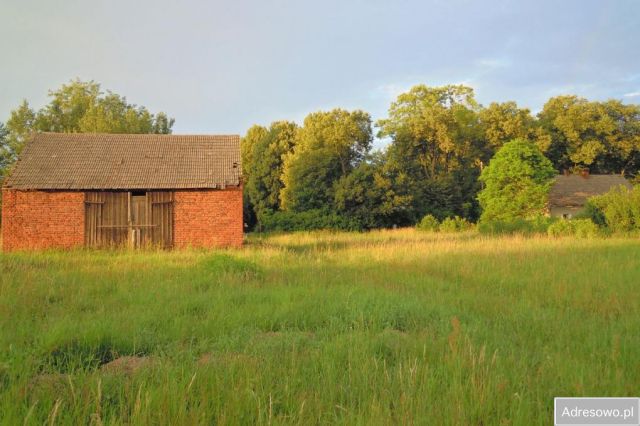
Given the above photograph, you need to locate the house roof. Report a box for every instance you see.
[3,132,241,190]
[549,174,632,208]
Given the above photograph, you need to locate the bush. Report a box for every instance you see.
[547,220,575,237]
[574,202,606,226]
[573,219,600,238]
[416,214,440,232]
[259,209,361,232]
[478,216,555,235]
[439,216,473,233]
[584,185,640,234]
[547,219,600,238]
[478,139,556,222]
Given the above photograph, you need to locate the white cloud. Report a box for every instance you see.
[623,91,640,98]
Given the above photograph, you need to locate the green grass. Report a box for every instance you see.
[1,229,639,425]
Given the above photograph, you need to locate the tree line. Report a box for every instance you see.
[1,80,638,232]
[242,85,640,230]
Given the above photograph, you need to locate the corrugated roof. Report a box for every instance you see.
[549,174,632,208]
[3,132,241,190]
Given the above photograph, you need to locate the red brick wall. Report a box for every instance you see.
[1,187,243,250]
[174,187,243,248]
[1,189,85,251]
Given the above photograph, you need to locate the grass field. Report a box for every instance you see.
[1,229,639,425]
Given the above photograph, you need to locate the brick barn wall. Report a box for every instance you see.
[174,187,243,248]
[1,187,243,250]
[1,189,85,251]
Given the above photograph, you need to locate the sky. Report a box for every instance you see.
[1,0,639,141]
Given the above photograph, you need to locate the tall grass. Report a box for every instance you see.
[1,229,639,424]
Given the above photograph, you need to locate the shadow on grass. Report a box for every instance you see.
[42,339,153,374]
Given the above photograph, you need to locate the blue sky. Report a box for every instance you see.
[1,0,639,140]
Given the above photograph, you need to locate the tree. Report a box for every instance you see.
[2,79,174,173]
[334,152,412,228]
[536,95,640,175]
[597,100,640,176]
[378,85,481,177]
[152,112,175,135]
[4,100,36,161]
[478,101,549,152]
[0,122,10,177]
[240,125,268,230]
[241,125,269,180]
[242,121,297,222]
[280,109,372,212]
[377,84,484,221]
[478,139,556,222]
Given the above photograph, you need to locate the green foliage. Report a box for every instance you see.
[334,154,412,229]
[241,124,268,178]
[478,101,545,151]
[439,216,473,232]
[546,219,575,237]
[573,219,601,238]
[416,214,440,232]
[377,85,484,222]
[259,209,360,232]
[242,121,297,225]
[0,122,9,176]
[419,176,467,220]
[2,79,174,174]
[477,216,555,235]
[280,147,342,212]
[280,109,372,212]
[242,86,640,233]
[538,96,640,175]
[0,122,8,219]
[478,139,556,222]
[547,219,600,238]
[575,201,607,226]
[585,185,640,234]
[3,100,35,162]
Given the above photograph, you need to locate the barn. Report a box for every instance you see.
[1,133,243,250]
[548,173,632,218]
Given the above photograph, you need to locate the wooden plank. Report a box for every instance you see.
[96,192,102,247]
[85,191,109,248]
[127,192,135,248]
[147,191,174,249]
[85,191,128,248]
[84,192,90,247]
[169,191,172,246]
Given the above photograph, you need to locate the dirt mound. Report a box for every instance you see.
[100,356,153,375]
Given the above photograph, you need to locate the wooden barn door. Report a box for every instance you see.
[129,193,149,248]
[148,191,174,249]
[85,192,129,248]
[85,191,174,248]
